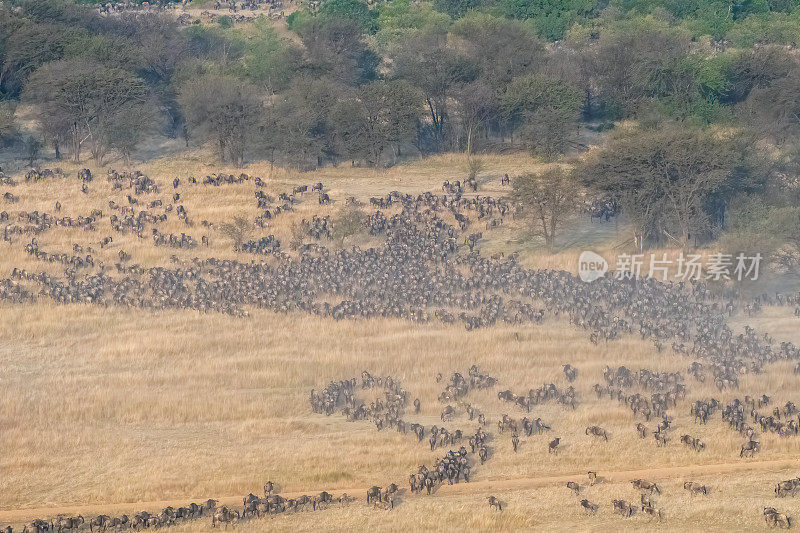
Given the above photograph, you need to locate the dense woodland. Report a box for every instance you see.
[0,0,799,255]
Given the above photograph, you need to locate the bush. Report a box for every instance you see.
[24,135,41,166]
[332,205,365,245]
[218,216,253,251]
[0,103,19,147]
[726,12,800,47]
[720,196,800,269]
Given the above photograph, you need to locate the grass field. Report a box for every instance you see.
[1,151,800,531]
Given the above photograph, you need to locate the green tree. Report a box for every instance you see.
[511,167,581,251]
[432,0,491,18]
[319,0,378,33]
[300,17,379,86]
[241,19,302,94]
[375,0,451,50]
[391,30,479,150]
[218,215,253,252]
[500,0,597,40]
[331,204,365,246]
[450,14,544,89]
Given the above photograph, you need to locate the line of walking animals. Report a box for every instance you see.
[3,485,358,533]
[6,473,798,532]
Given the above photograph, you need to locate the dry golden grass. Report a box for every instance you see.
[1,150,800,531]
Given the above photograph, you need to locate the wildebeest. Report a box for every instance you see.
[741,440,760,457]
[586,426,608,441]
[211,506,239,528]
[775,479,800,498]
[441,405,455,422]
[54,515,84,532]
[366,486,382,505]
[488,496,502,511]
[612,499,635,517]
[22,520,50,533]
[641,504,664,521]
[765,507,792,529]
[313,491,334,510]
[632,479,661,494]
[580,499,598,514]
[88,515,110,532]
[680,434,705,452]
[548,437,560,454]
[684,481,709,495]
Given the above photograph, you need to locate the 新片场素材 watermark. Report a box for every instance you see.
[577,251,762,282]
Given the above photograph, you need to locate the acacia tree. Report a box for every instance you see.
[334,80,420,166]
[391,30,480,151]
[179,73,263,167]
[451,79,497,153]
[588,22,692,118]
[580,125,746,249]
[218,215,253,251]
[500,74,583,157]
[23,59,150,163]
[331,204,365,246]
[450,13,543,89]
[511,167,580,251]
[242,19,303,95]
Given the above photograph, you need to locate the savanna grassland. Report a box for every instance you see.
[1,150,800,532]
[2,0,800,528]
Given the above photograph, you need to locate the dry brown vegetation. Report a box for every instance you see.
[1,152,800,531]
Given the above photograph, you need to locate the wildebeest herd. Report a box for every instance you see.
[8,488,360,533]
[1,165,800,530]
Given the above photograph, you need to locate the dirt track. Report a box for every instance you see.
[3,457,798,525]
